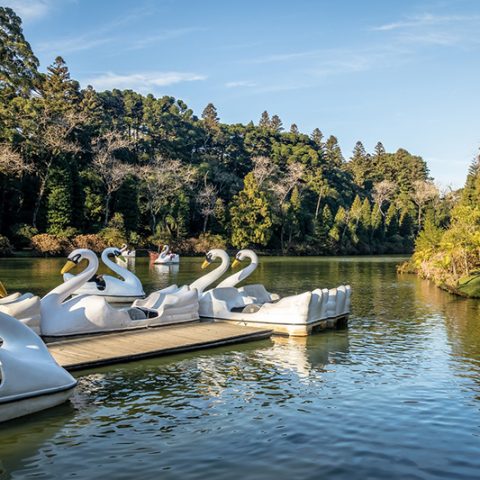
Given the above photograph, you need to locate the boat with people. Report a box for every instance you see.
[42,248,199,337]
[193,249,351,336]
[0,311,77,423]
[63,247,145,303]
[149,245,180,265]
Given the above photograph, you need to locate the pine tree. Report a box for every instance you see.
[385,202,399,237]
[230,172,272,248]
[270,114,283,132]
[259,110,270,128]
[311,128,324,147]
[42,56,81,113]
[371,204,384,243]
[290,123,299,135]
[348,195,363,245]
[461,153,480,207]
[201,103,219,130]
[359,197,372,245]
[0,7,39,97]
[325,135,344,167]
[46,167,73,235]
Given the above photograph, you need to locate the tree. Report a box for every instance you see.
[137,157,196,233]
[201,103,219,130]
[0,7,39,97]
[411,180,438,230]
[230,172,272,248]
[325,135,344,166]
[372,180,396,217]
[311,128,324,148]
[290,123,299,135]
[258,110,270,128]
[91,130,133,226]
[306,168,336,219]
[270,114,283,132]
[198,180,218,232]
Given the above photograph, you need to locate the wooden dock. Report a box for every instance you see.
[47,321,272,371]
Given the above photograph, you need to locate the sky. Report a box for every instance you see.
[4,0,480,188]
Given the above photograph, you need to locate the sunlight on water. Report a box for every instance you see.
[1,256,480,479]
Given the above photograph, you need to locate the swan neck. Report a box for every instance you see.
[217,252,258,288]
[45,253,98,303]
[190,251,230,294]
[102,249,127,281]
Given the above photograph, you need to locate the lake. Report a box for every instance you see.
[1,256,480,479]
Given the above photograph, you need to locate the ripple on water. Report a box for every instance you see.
[2,257,480,479]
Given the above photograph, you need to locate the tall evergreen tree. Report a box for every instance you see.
[258,110,270,128]
[270,114,283,132]
[201,103,219,130]
[230,172,272,248]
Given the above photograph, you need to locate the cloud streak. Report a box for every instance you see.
[86,71,207,92]
[225,80,257,88]
[3,0,54,21]
[372,13,480,32]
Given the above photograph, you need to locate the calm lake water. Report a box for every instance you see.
[1,256,480,479]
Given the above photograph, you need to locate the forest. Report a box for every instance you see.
[0,7,449,256]
[401,155,480,297]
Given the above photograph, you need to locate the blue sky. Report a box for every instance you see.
[5,0,480,188]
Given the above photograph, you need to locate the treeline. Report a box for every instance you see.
[0,7,446,255]
[401,156,480,297]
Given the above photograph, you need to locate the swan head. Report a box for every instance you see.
[60,249,97,274]
[0,281,7,298]
[105,247,126,263]
[202,249,228,269]
[232,249,257,269]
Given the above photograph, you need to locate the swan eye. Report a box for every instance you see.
[70,253,81,264]
[114,250,121,256]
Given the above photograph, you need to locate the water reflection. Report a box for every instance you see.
[2,257,480,479]
[0,403,76,480]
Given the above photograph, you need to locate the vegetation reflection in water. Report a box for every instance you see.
[1,257,480,479]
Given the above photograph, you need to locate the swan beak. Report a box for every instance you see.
[201,260,211,269]
[0,282,7,298]
[61,260,77,274]
[231,259,241,269]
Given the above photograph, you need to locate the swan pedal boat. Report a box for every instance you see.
[0,282,41,334]
[42,249,198,338]
[0,311,76,423]
[150,245,180,265]
[119,244,136,258]
[194,249,351,337]
[63,247,145,303]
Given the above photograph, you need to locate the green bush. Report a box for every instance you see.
[0,235,13,256]
[10,223,38,249]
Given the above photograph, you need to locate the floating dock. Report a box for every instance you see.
[47,321,272,371]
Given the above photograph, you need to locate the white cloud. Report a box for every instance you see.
[85,71,207,92]
[3,0,53,21]
[225,80,256,88]
[372,13,480,32]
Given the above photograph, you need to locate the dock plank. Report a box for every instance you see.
[47,321,272,371]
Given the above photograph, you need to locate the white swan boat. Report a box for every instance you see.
[119,243,136,258]
[151,245,180,265]
[195,249,351,336]
[0,311,77,423]
[63,247,145,303]
[42,248,198,337]
[0,282,41,333]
